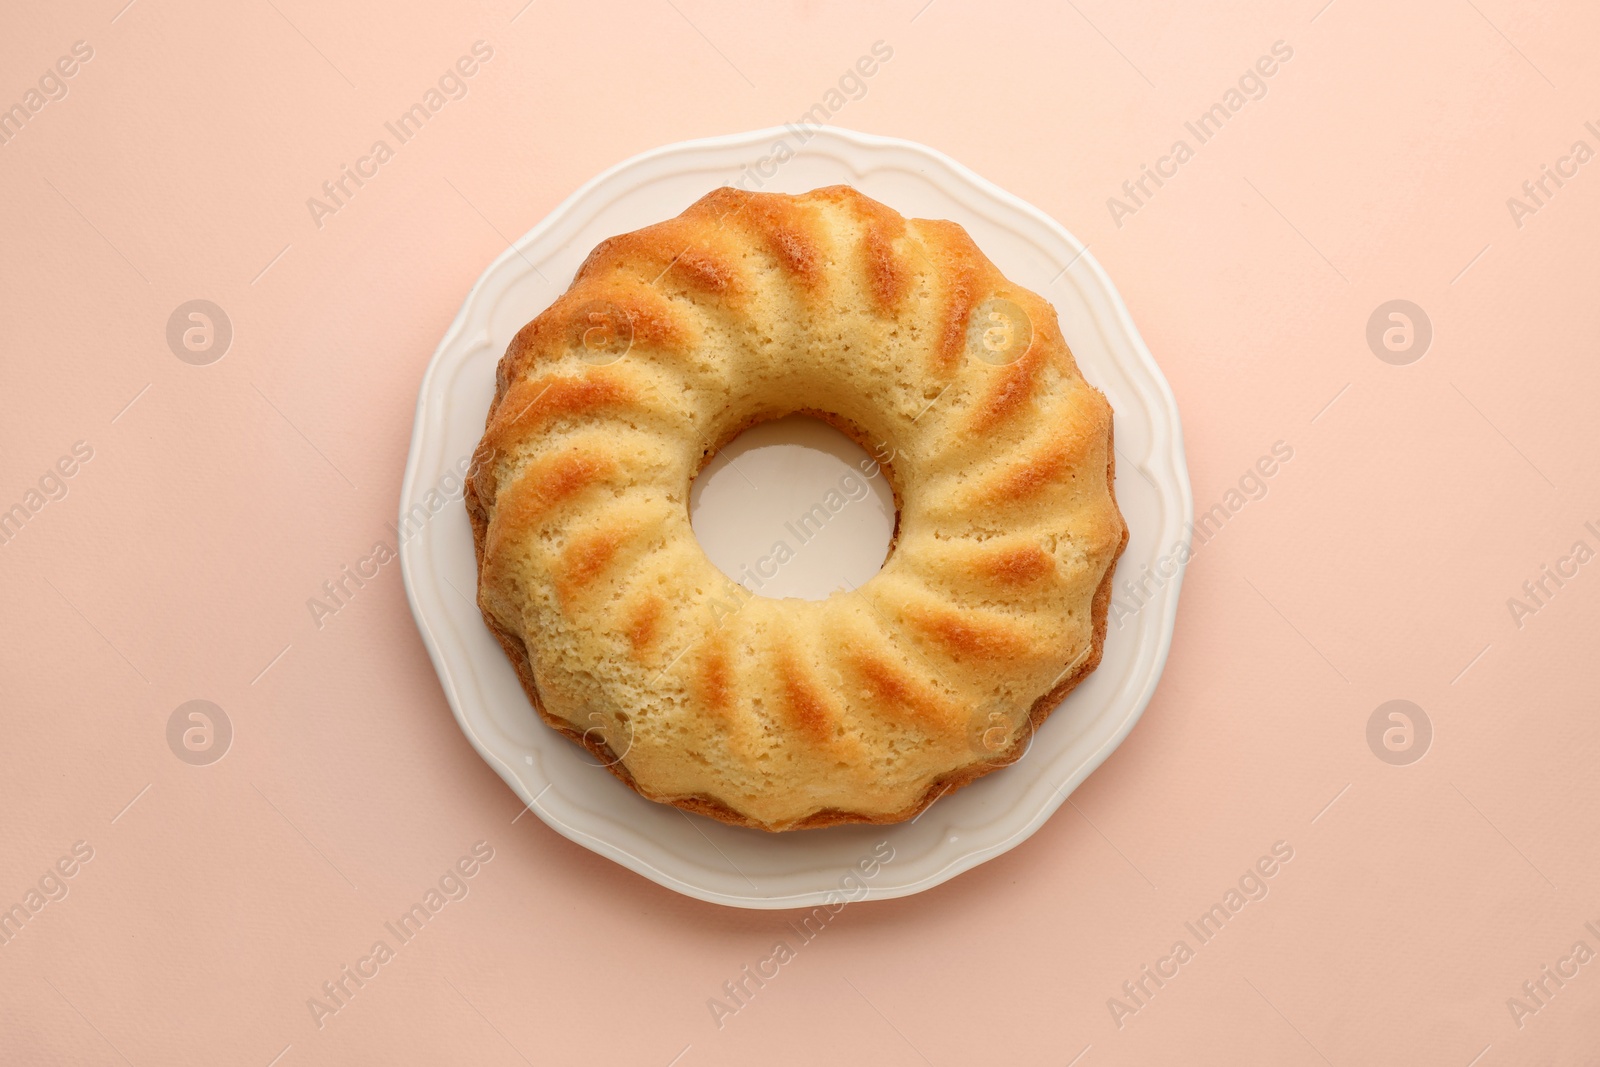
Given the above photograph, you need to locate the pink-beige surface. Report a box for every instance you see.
[2,0,1597,1064]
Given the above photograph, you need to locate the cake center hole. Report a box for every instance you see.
[689,415,896,601]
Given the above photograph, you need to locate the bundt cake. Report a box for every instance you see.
[465,185,1127,832]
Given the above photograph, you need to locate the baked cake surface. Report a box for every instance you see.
[465,186,1127,831]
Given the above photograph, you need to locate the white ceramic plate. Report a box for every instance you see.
[399,126,1191,909]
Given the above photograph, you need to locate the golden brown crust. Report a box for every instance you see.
[464,185,1128,832]
[966,337,1048,434]
[919,220,988,377]
[555,523,639,605]
[622,594,664,657]
[775,649,839,747]
[979,541,1057,586]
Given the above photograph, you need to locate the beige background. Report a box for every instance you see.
[3,0,1598,1063]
